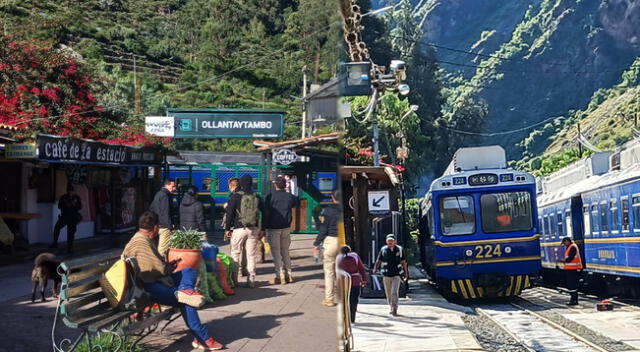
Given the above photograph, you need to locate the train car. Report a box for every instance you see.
[419,146,541,299]
[538,143,640,297]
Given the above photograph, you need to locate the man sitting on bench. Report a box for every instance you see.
[123,211,223,351]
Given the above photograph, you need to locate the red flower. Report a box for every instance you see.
[36,105,47,117]
[42,87,59,102]
[30,87,41,95]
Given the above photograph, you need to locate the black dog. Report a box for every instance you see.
[31,252,61,302]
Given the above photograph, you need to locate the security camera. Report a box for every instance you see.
[397,84,410,96]
[390,60,406,72]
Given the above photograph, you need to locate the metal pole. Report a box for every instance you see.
[372,89,380,166]
[301,65,308,139]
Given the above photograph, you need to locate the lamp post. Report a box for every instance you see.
[397,104,418,247]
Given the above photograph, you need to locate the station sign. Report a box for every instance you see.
[145,116,174,137]
[167,109,284,139]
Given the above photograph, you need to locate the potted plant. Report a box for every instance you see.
[167,228,203,272]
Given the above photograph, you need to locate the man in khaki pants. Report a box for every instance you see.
[372,234,408,316]
[314,190,341,307]
[264,176,299,284]
[224,175,264,288]
[150,179,176,257]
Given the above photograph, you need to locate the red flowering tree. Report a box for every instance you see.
[0,36,168,147]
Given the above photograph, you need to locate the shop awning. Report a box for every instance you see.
[253,131,345,152]
[340,165,400,186]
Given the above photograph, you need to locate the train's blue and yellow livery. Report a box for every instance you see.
[419,146,540,299]
[538,143,640,296]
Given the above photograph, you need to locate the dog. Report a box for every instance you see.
[31,252,61,302]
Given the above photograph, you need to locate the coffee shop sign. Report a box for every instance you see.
[273,148,298,165]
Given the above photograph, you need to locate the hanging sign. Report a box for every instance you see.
[36,135,162,165]
[5,143,36,158]
[145,116,175,137]
[168,109,284,139]
[273,148,298,165]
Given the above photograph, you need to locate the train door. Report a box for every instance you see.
[570,196,586,264]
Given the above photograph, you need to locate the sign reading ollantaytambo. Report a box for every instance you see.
[168,109,284,139]
[36,134,161,165]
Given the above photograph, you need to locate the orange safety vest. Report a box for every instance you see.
[564,242,583,270]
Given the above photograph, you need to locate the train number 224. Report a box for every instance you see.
[474,244,502,258]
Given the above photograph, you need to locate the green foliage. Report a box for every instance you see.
[528,148,593,177]
[75,331,144,352]
[169,228,203,249]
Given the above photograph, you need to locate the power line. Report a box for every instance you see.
[423,114,568,137]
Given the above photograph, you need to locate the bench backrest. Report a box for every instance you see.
[58,249,123,329]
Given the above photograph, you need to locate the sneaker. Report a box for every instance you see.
[284,275,294,283]
[268,277,282,285]
[321,299,336,307]
[192,338,223,351]
[566,301,579,306]
[247,279,256,288]
[175,289,205,308]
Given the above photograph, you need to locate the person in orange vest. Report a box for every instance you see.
[561,237,582,305]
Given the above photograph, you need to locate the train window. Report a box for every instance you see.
[599,202,608,234]
[549,214,556,238]
[622,198,630,232]
[543,216,550,239]
[480,192,533,233]
[583,206,591,236]
[439,195,475,235]
[556,212,563,238]
[202,178,212,192]
[591,205,600,234]
[538,216,544,236]
[565,210,573,237]
[632,196,640,231]
[610,200,619,232]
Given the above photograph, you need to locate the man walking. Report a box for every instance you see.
[314,190,341,307]
[51,185,82,253]
[150,179,176,258]
[224,175,264,288]
[372,234,408,316]
[561,236,582,305]
[264,176,299,284]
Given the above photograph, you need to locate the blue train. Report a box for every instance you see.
[419,146,541,299]
[537,143,640,297]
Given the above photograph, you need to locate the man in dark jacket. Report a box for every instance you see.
[314,190,341,307]
[150,178,176,257]
[264,176,299,284]
[224,175,264,288]
[51,185,82,253]
[180,186,206,232]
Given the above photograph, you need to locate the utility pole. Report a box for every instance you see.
[134,56,141,116]
[577,123,583,158]
[371,89,380,166]
[301,65,309,139]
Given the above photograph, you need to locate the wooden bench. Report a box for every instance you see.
[52,249,179,352]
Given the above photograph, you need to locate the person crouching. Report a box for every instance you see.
[123,211,223,350]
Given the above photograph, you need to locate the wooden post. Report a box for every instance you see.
[352,172,371,264]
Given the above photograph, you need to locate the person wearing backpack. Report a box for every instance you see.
[224,174,264,288]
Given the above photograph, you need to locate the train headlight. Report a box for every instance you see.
[465,249,473,257]
[504,246,512,254]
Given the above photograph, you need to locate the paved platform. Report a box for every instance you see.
[0,233,336,352]
[562,311,640,350]
[350,281,481,352]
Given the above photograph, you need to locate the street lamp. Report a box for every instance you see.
[397,104,418,249]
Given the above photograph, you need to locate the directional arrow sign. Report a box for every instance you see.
[368,190,390,213]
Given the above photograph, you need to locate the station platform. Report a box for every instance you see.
[561,311,640,350]
[350,275,481,352]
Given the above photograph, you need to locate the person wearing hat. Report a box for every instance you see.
[314,190,342,307]
[372,234,408,316]
[560,236,582,305]
[51,184,82,253]
[264,176,299,284]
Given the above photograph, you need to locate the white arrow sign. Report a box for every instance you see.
[368,190,390,212]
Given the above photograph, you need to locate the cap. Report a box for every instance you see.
[386,234,396,241]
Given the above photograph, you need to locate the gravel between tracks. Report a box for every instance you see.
[462,312,530,352]
[514,297,636,351]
